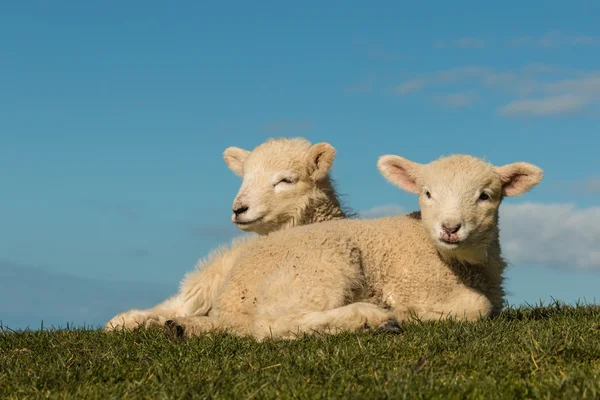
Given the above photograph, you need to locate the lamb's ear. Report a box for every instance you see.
[377,155,422,194]
[223,147,251,177]
[307,142,336,181]
[494,162,544,197]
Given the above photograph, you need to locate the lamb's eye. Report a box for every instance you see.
[479,192,490,201]
[425,191,432,199]
[276,178,293,186]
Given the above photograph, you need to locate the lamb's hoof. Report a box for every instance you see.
[376,320,403,334]
[164,320,185,339]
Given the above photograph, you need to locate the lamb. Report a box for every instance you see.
[163,153,543,340]
[104,137,354,331]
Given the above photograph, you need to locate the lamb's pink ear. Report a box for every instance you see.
[307,142,336,181]
[377,155,421,194]
[223,147,250,177]
[494,162,544,197]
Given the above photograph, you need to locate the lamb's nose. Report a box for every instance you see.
[233,206,249,216]
[442,223,462,234]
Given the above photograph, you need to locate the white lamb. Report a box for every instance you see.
[105,137,354,331]
[163,153,543,340]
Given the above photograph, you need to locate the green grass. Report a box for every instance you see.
[1,303,600,399]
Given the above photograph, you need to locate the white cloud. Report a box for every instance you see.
[498,73,600,116]
[360,204,405,219]
[507,31,600,48]
[435,65,505,84]
[395,65,520,96]
[554,177,600,194]
[573,36,600,45]
[394,79,423,95]
[393,64,600,116]
[432,92,479,108]
[394,66,516,96]
[456,37,485,49]
[436,32,599,50]
[500,203,600,270]
[497,94,588,117]
[543,74,600,95]
[520,64,558,74]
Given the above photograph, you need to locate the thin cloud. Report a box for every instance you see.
[507,31,600,48]
[573,36,600,45]
[435,37,485,49]
[393,64,600,116]
[360,204,405,218]
[394,65,519,96]
[456,37,485,48]
[435,65,516,86]
[394,78,424,95]
[497,94,588,117]
[432,92,479,108]
[543,74,600,95]
[520,64,559,74]
[553,177,600,194]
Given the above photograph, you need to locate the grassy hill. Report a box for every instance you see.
[1,303,599,399]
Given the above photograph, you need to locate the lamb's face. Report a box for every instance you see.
[223,138,336,235]
[378,153,543,259]
[417,156,503,253]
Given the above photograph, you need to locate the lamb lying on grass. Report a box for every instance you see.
[164,153,543,340]
[105,137,354,331]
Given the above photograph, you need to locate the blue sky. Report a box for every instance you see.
[1,1,599,329]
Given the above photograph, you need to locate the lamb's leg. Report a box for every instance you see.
[259,302,398,339]
[104,295,181,331]
[103,265,227,332]
[105,237,255,332]
[165,303,396,341]
[178,235,256,317]
[163,316,224,339]
[390,289,494,323]
[444,289,493,321]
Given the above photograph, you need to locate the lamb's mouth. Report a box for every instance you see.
[438,237,462,247]
[234,216,264,226]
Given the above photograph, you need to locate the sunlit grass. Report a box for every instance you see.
[1,302,599,399]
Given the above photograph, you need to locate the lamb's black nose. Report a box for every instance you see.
[233,206,249,216]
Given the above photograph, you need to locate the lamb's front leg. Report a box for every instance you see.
[390,288,494,323]
[177,235,256,317]
[276,302,400,339]
[163,316,223,339]
[105,238,255,332]
[104,295,182,331]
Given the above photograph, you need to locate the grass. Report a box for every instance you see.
[1,303,600,399]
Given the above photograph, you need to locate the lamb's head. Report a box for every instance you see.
[378,154,543,262]
[223,137,340,235]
